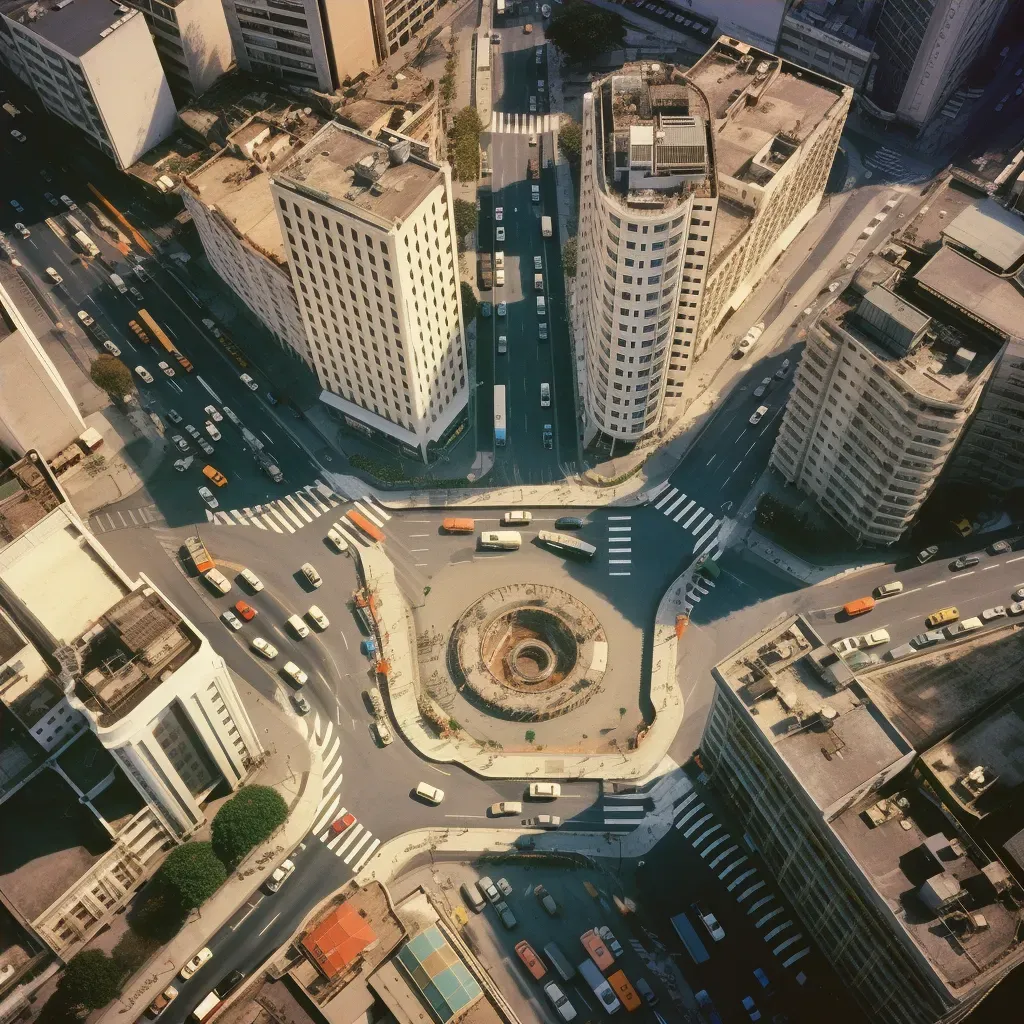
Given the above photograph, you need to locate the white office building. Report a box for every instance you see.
[0,0,178,169]
[271,123,468,461]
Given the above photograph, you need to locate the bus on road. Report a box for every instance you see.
[346,510,385,544]
[479,531,521,550]
[494,384,506,446]
[537,531,596,561]
[670,912,710,964]
[137,308,194,372]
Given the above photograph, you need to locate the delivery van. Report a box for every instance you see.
[286,613,310,638]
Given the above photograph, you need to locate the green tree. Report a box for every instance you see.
[453,198,478,242]
[559,117,582,163]
[562,237,578,278]
[90,354,134,396]
[460,280,478,322]
[450,106,484,181]
[158,842,227,909]
[211,784,287,867]
[547,0,626,64]
[59,950,122,1011]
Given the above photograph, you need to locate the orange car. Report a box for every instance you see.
[332,811,356,834]
[234,599,256,621]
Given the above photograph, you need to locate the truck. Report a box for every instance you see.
[541,215,552,237]
[191,991,221,1021]
[495,268,505,287]
[496,0,505,13]
[494,250,505,269]
[494,384,506,446]
[255,450,283,483]
[534,273,544,291]
[241,427,265,452]
[72,230,99,258]
[109,273,127,294]
[479,253,493,290]
[346,509,385,544]
[185,535,214,574]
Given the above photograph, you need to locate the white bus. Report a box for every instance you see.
[494,384,507,446]
[576,959,621,1015]
[479,531,521,550]
[537,531,596,561]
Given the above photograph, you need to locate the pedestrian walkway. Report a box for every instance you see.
[302,710,381,875]
[600,791,650,830]
[672,787,812,976]
[646,481,725,560]
[489,111,557,135]
[89,502,165,534]
[605,513,633,577]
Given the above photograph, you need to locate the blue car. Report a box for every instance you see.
[480,302,492,318]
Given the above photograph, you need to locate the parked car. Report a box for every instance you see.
[14,222,29,238]
[753,377,771,397]
[982,606,1007,621]
[146,986,179,1017]
[204,404,223,422]
[535,885,559,915]
[240,373,258,391]
[692,902,726,941]
[205,420,221,440]
[911,630,944,648]
[234,599,256,621]
[528,782,560,798]
[157,360,175,377]
[496,901,517,929]
[179,948,213,981]
[167,409,183,425]
[741,995,762,1021]
[496,877,513,897]
[282,661,308,686]
[103,340,121,356]
[45,266,62,283]
[597,926,623,957]
[917,545,939,564]
[171,435,190,452]
[775,359,791,379]
[477,876,501,903]
[307,605,329,630]
[950,555,980,571]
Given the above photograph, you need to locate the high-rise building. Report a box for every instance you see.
[776,0,876,90]
[0,454,261,957]
[702,613,1024,1024]
[770,264,995,546]
[270,123,467,461]
[573,42,851,443]
[220,0,377,92]
[122,0,233,100]
[0,269,86,460]
[0,0,177,169]
[367,0,441,59]
[864,0,1008,129]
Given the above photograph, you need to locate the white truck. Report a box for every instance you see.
[494,250,505,269]
[541,215,552,237]
[109,273,127,294]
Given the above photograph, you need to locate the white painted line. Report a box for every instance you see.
[608,559,632,565]
[608,526,632,532]
[311,796,341,834]
[772,934,803,956]
[726,867,758,891]
[344,830,375,864]
[747,894,775,915]
[675,803,705,828]
[261,514,283,533]
[333,824,364,856]
[607,515,633,520]
[956,570,976,577]
[782,946,811,968]
[683,506,705,528]
[654,487,678,510]
[673,500,695,522]
[258,912,280,936]
[353,500,384,528]
[927,580,946,587]
[694,518,720,546]
[608,572,631,576]
[737,881,766,902]
[691,823,722,847]
[605,804,644,812]
[664,493,689,516]
[352,837,380,873]
[274,500,303,528]
[708,844,740,870]
[1007,555,1024,563]
[756,907,785,929]
[700,835,730,859]
[608,547,632,554]
[290,493,317,520]
[692,512,713,535]
[365,496,392,520]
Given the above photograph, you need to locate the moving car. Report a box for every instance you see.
[251,638,278,658]
[926,607,959,628]
[951,518,973,537]
[185,424,201,439]
[692,902,726,941]
[157,360,175,376]
[240,373,258,390]
[832,629,890,655]
[753,377,771,397]
[10,129,26,143]
[733,321,765,357]
[205,421,221,440]
[266,859,295,893]
[135,365,154,384]
[291,692,311,714]
[332,811,356,834]
[528,781,560,798]
[495,206,503,221]
[282,661,308,687]
[221,610,242,631]
[875,581,904,598]
[326,527,348,552]
[45,266,62,283]
[498,334,507,354]
[496,226,505,242]
[543,424,553,449]
[146,986,178,1017]
[203,465,228,487]
[204,404,223,422]
[911,630,944,648]
[234,599,256,621]
[60,194,76,209]
[741,995,762,1021]
[103,340,121,356]
[240,568,264,591]
[204,569,231,594]
[179,948,213,981]
[10,199,23,213]
[597,926,623,957]
[301,562,322,588]
[534,885,558,914]
[307,605,329,630]
[415,781,444,804]
[497,301,507,316]
[198,486,219,509]
[43,192,59,207]
[775,359,791,378]
[198,438,215,456]
[917,545,939,564]
[543,982,577,1021]
[167,410,184,426]
[14,222,29,238]
[532,814,561,829]
[988,540,1012,554]
[748,405,768,425]
[490,801,523,816]
[950,555,980,571]
[515,939,547,979]
[555,516,584,529]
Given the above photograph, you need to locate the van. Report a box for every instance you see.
[948,616,983,637]
[528,782,560,798]
[203,569,231,594]
[367,687,385,717]
[495,268,505,287]
[461,881,486,913]
[606,970,642,1012]
[515,940,547,980]
[843,596,875,617]
[537,295,546,315]
[479,531,522,550]
[875,581,904,598]
[543,942,575,982]
[203,465,228,487]
[287,613,310,638]
[540,382,551,407]
[504,510,532,525]
[634,977,658,1006]
[926,606,959,628]
[415,781,444,804]
[442,517,475,533]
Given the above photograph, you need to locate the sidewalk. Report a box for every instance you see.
[98,679,323,1024]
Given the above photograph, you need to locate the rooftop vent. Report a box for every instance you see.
[352,154,382,186]
[389,140,411,166]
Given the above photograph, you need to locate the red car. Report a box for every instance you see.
[234,599,256,621]
[331,812,356,834]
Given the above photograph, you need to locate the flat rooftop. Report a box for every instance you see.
[1,0,138,57]
[185,151,286,264]
[942,198,1024,272]
[711,198,753,267]
[0,456,64,547]
[275,122,444,227]
[899,177,981,253]
[915,247,1024,341]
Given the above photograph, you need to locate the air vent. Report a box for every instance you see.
[52,0,75,9]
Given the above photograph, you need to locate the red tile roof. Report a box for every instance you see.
[302,902,378,979]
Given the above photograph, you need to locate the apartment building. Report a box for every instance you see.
[0,269,86,460]
[702,615,1024,1024]
[369,0,440,58]
[864,0,1008,129]
[572,42,851,443]
[122,0,233,99]
[0,0,177,169]
[270,123,467,461]
[181,116,315,363]
[776,0,875,90]
[0,454,261,958]
[771,266,995,546]
[220,0,376,92]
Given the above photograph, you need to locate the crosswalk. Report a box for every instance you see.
[489,111,557,135]
[601,791,649,829]
[90,503,164,534]
[303,710,381,875]
[672,788,812,974]
[606,514,632,577]
[206,481,391,541]
[646,481,724,560]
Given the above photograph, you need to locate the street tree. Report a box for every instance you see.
[559,117,582,163]
[158,842,227,909]
[90,354,134,396]
[59,950,122,1011]
[547,0,625,64]
[453,198,478,242]
[562,237,578,278]
[460,280,478,322]
[211,784,287,867]
[450,106,484,180]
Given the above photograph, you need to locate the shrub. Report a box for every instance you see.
[562,237,578,278]
[211,784,288,867]
[158,842,227,910]
[59,950,121,1011]
[90,354,134,396]
[461,280,478,322]
[454,198,477,241]
[559,117,582,163]
[450,106,483,181]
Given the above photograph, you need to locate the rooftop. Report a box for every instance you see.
[0,456,64,547]
[274,122,444,227]
[302,901,379,980]
[898,177,984,255]
[0,0,139,56]
[942,198,1024,272]
[915,247,1024,341]
[783,0,875,53]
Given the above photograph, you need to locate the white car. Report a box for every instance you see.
[503,510,533,525]
[171,435,190,452]
[266,858,295,893]
[204,404,223,422]
[14,222,29,238]
[416,781,445,804]
[301,562,322,588]
[10,130,26,143]
[1010,602,1024,615]
[198,485,219,509]
[982,606,1007,621]
[77,310,94,326]
[198,438,215,456]
[221,610,243,630]
[205,421,221,441]
[178,948,212,981]
[60,194,76,210]
[240,568,264,592]
[495,206,503,221]
[307,605,329,630]
[251,637,278,659]
[157,360,175,376]
[326,527,348,552]
[282,661,308,687]
[135,365,154,384]
[45,266,62,284]
[129,286,143,302]
[597,926,624,958]
[528,782,560,799]
[240,373,258,391]
[496,226,505,242]
[749,405,768,425]
[103,340,121,356]
[832,629,890,656]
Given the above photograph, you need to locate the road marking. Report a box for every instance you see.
[683,506,705,528]
[258,912,281,936]
[1007,555,1024,563]
[983,565,999,570]
[344,831,375,864]
[665,493,689,516]
[956,570,976,577]
[706,455,716,466]
[609,572,631,576]
[903,587,921,595]
[428,764,451,775]
[445,813,491,819]
[609,559,632,565]
[927,580,946,587]
[608,547,632,554]
[229,900,262,931]
[655,487,678,510]
[409,534,430,538]
[410,548,428,552]
[352,838,380,873]
[608,526,631,532]
[674,500,695,522]
[607,515,632,520]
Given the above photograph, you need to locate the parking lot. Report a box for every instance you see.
[392,858,681,1023]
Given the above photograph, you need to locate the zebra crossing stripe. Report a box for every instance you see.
[764,921,794,943]
[692,824,722,847]
[682,506,705,529]
[694,518,719,546]
[312,796,341,834]
[772,934,802,956]
[700,835,729,858]
[748,895,775,915]
[230,510,249,525]
[354,500,385,528]
[708,845,740,870]
[674,500,695,522]
[344,830,375,864]
[287,494,315,522]
[756,907,785,929]
[334,824,366,857]
[261,514,283,533]
[782,946,811,967]
[665,493,688,516]
[294,492,321,518]
[365,495,392,520]
[684,813,713,838]
[655,487,678,510]
[737,881,766,902]
[352,837,380,873]
[727,867,758,891]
